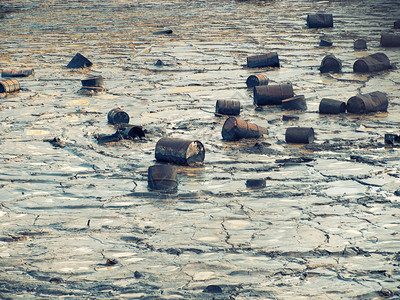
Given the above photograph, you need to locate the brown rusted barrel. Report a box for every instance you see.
[307,14,333,28]
[246,179,266,189]
[285,127,314,144]
[282,95,307,111]
[155,137,205,166]
[320,54,342,73]
[108,108,130,125]
[246,74,268,87]
[82,76,104,88]
[319,98,346,114]
[247,52,280,68]
[347,91,388,114]
[116,124,145,139]
[0,79,20,93]
[1,69,34,77]
[222,116,267,141]
[148,165,178,192]
[380,33,400,47]
[353,53,391,73]
[254,83,294,106]
[67,53,93,68]
[354,39,367,50]
[215,100,240,116]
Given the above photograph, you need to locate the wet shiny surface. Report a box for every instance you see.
[1,0,400,298]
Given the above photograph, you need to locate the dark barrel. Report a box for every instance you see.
[148,165,178,192]
[319,98,346,114]
[380,33,400,47]
[254,83,294,106]
[1,69,34,77]
[247,52,280,68]
[347,91,388,114]
[320,54,342,73]
[385,134,400,145]
[221,116,267,141]
[246,179,266,189]
[0,79,20,93]
[67,53,93,68]
[282,115,300,121]
[82,76,104,88]
[246,74,268,87]
[307,14,333,28]
[116,124,145,139]
[319,38,333,47]
[285,127,314,144]
[155,137,205,166]
[395,20,400,29]
[353,53,391,73]
[108,108,130,125]
[215,100,240,116]
[282,95,307,111]
[354,39,367,50]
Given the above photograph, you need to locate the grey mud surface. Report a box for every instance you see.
[1,0,400,299]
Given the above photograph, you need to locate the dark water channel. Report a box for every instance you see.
[1,0,400,298]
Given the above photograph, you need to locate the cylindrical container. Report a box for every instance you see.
[353,53,391,73]
[307,14,333,28]
[347,91,388,114]
[221,116,268,141]
[282,95,307,111]
[117,124,145,139]
[285,127,315,144]
[246,74,269,87]
[66,53,93,68]
[395,20,400,29]
[82,76,104,88]
[380,33,400,47]
[155,137,205,166]
[215,100,240,116]
[320,54,342,73]
[254,83,294,106]
[108,108,130,125]
[354,39,367,50]
[246,179,266,189]
[0,79,20,93]
[319,98,346,114]
[247,52,280,68]
[319,38,333,47]
[282,115,300,121]
[1,69,34,77]
[148,165,178,192]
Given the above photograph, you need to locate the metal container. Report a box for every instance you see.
[82,76,104,88]
[385,134,400,145]
[116,124,145,139]
[347,91,388,114]
[247,52,280,68]
[1,69,34,77]
[395,20,400,29]
[319,98,346,114]
[0,79,20,93]
[282,115,299,121]
[319,38,333,47]
[246,179,266,189]
[222,116,268,141]
[282,95,307,111]
[246,74,268,87]
[66,53,93,68]
[285,127,314,144]
[108,108,130,125]
[155,137,205,166]
[320,54,342,73]
[253,83,294,106]
[148,164,178,192]
[307,14,333,28]
[353,53,391,73]
[354,39,367,50]
[380,33,400,47]
[153,29,173,35]
[215,100,240,116]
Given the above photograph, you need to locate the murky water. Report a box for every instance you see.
[1,0,400,298]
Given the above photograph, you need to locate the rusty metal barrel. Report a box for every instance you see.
[282,95,307,111]
[0,79,20,93]
[155,137,205,166]
[346,91,388,114]
[320,54,342,73]
[247,52,280,68]
[108,108,130,125]
[215,100,240,116]
[353,53,391,73]
[116,124,145,139]
[222,116,267,141]
[246,74,268,87]
[307,14,333,28]
[253,83,294,106]
[148,164,178,192]
[1,69,34,77]
[82,76,104,88]
[380,33,400,47]
[319,98,346,114]
[67,53,93,68]
[285,127,314,144]
[354,39,367,50]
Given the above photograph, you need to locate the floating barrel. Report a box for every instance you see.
[148,165,178,192]
[0,79,20,93]
[82,76,104,88]
[221,116,267,141]
[116,124,145,139]
[282,95,307,111]
[380,32,400,47]
[246,179,266,189]
[246,74,268,87]
[307,14,333,28]
[108,108,130,125]
[395,20,400,29]
[254,83,294,106]
[354,39,367,50]
[247,52,280,68]
[353,53,391,73]
[347,91,388,114]
[319,98,346,114]
[320,54,342,73]
[1,69,34,77]
[319,38,333,47]
[285,127,314,144]
[215,100,240,116]
[67,53,93,68]
[155,137,205,166]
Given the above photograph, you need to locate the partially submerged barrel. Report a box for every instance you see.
[254,83,294,106]
[215,100,240,116]
[353,53,391,73]
[155,137,205,166]
[1,69,34,77]
[320,54,342,73]
[285,127,315,144]
[319,98,346,114]
[0,79,20,93]
[116,124,145,139]
[282,95,307,111]
[148,165,178,192]
[221,116,267,141]
[108,108,130,125]
[67,53,93,68]
[247,52,280,68]
[347,91,388,114]
[380,33,400,47]
[307,14,333,28]
[354,39,367,50]
[246,74,268,87]
[395,20,400,29]
[82,76,104,88]
[246,179,266,189]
